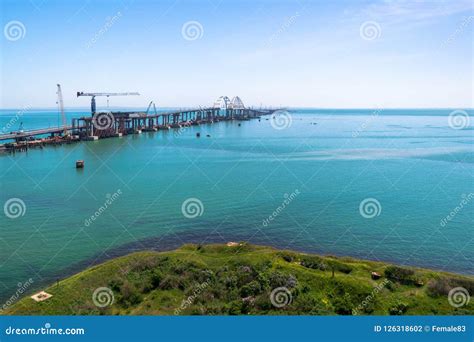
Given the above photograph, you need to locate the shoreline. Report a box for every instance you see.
[7,227,473,305]
[67,228,474,276]
[4,241,473,316]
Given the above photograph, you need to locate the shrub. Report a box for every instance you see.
[384,266,415,285]
[150,270,162,289]
[384,280,396,292]
[255,272,269,290]
[426,278,451,297]
[293,294,327,314]
[159,275,182,290]
[331,293,353,315]
[361,300,375,314]
[301,284,311,294]
[226,301,242,315]
[138,269,163,293]
[240,280,262,297]
[252,260,273,273]
[156,256,170,265]
[327,280,373,316]
[254,294,273,311]
[269,271,298,288]
[108,278,123,292]
[449,277,474,293]
[236,266,257,287]
[224,276,238,289]
[193,269,214,283]
[427,277,474,297]
[129,257,159,273]
[300,256,327,271]
[239,265,252,273]
[279,252,296,262]
[328,260,353,274]
[241,297,255,314]
[171,260,200,275]
[119,281,142,307]
[388,302,408,315]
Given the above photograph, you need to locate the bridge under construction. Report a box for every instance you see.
[0,91,279,153]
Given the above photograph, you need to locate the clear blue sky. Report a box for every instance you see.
[1,0,473,109]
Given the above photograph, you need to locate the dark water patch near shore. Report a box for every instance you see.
[11,224,467,306]
[14,227,292,303]
[5,229,228,301]
[4,223,473,305]
[44,229,271,279]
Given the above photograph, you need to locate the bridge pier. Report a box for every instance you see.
[0,103,279,151]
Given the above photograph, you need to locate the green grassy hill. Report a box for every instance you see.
[4,243,473,315]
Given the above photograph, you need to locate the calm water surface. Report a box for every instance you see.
[0,108,473,301]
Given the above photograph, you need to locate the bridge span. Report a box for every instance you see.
[0,96,280,150]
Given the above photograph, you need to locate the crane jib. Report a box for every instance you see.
[76,92,140,114]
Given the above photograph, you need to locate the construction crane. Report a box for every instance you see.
[145,101,157,115]
[76,91,140,114]
[56,84,68,136]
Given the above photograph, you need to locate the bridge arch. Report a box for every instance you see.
[230,96,245,109]
[213,96,231,110]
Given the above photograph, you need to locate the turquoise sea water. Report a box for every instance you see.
[0,108,473,302]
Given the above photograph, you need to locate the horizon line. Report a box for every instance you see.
[0,106,473,111]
